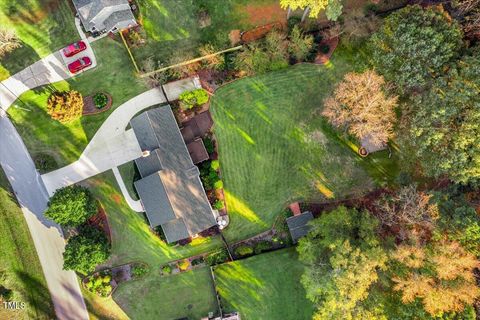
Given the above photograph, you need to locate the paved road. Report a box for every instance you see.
[42,77,201,196]
[0,116,89,320]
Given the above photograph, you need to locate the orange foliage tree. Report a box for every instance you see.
[47,90,83,123]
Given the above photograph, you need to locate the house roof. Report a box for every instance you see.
[131,106,216,243]
[72,0,136,32]
[286,211,314,243]
[180,111,213,144]
[186,138,209,164]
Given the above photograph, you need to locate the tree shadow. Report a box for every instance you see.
[13,270,55,320]
[1,41,40,78]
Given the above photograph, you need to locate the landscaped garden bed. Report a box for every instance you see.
[82,92,113,115]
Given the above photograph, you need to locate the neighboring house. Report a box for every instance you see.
[131,106,217,244]
[72,0,137,34]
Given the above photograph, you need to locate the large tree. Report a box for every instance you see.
[280,0,343,21]
[322,70,398,147]
[63,226,110,275]
[45,185,97,227]
[369,5,463,92]
[46,90,84,123]
[392,240,480,316]
[400,49,480,183]
[298,206,388,319]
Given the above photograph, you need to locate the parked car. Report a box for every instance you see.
[68,57,92,74]
[62,41,87,57]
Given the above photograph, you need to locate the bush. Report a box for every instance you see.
[131,264,149,278]
[178,259,190,271]
[205,249,229,266]
[162,265,172,274]
[203,137,215,154]
[45,185,97,227]
[34,153,57,174]
[47,90,83,123]
[191,257,204,266]
[254,241,273,254]
[213,180,223,190]
[213,199,225,210]
[320,44,330,54]
[63,226,110,275]
[235,245,254,257]
[288,16,302,33]
[0,286,13,301]
[210,160,220,171]
[93,93,108,109]
[85,272,112,297]
[179,89,209,110]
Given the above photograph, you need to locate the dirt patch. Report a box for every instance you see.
[111,193,122,204]
[241,22,284,43]
[240,3,287,26]
[229,30,242,46]
[82,93,113,115]
[315,37,339,65]
[88,205,112,243]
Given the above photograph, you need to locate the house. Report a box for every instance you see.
[131,106,217,244]
[72,0,137,34]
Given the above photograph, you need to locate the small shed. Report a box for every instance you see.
[286,211,314,244]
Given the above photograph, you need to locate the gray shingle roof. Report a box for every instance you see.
[286,212,314,244]
[131,106,216,243]
[72,0,136,33]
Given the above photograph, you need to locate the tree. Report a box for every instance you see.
[400,49,480,183]
[298,206,388,319]
[280,0,344,21]
[391,240,480,316]
[45,185,97,227]
[178,88,209,110]
[323,9,380,40]
[369,5,463,92]
[452,0,480,39]
[288,25,314,62]
[375,185,439,243]
[63,226,110,275]
[0,28,21,58]
[46,90,84,123]
[322,70,398,147]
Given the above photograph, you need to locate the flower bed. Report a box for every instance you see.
[82,92,113,115]
[83,270,114,297]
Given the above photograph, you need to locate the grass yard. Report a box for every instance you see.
[215,248,315,320]
[114,267,218,320]
[8,37,147,169]
[0,0,77,80]
[132,0,281,67]
[210,49,397,242]
[0,169,55,319]
[118,161,140,201]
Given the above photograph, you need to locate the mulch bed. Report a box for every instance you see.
[82,92,113,115]
[241,22,284,43]
[87,205,112,243]
[314,37,339,65]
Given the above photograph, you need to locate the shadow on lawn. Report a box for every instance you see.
[14,270,55,319]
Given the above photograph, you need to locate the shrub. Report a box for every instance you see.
[213,199,225,210]
[131,264,149,278]
[47,90,83,123]
[288,25,315,62]
[205,249,229,266]
[85,272,112,297]
[191,257,204,266]
[93,93,108,109]
[178,259,190,271]
[210,160,220,171]
[63,226,110,275]
[254,240,273,254]
[288,16,302,33]
[235,245,254,257]
[162,265,172,274]
[320,44,330,54]
[45,185,97,227]
[0,286,13,301]
[203,137,215,154]
[213,180,223,190]
[179,89,209,110]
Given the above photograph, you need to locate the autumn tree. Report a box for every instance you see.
[288,25,314,62]
[46,90,83,123]
[280,0,344,21]
[0,28,21,58]
[375,185,439,242]
[298,206,388,319]
[369,5,463,92]
[322,70,398,147]
[400,49,480,184]
[391,240,480,316]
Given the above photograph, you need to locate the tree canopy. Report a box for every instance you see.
[369,5,463,91]
[280,0,343,21]
[46,90,84,123]
[45,185,97,227]
[401,49,480,183]
[322,70,398,147]
[298,206,387,319]
[63,226,110,275]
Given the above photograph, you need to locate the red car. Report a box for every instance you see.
[68,56,92,74]
[63,41,87,57]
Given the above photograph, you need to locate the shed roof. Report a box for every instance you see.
[286,211,314,243]
[186,139,209,164]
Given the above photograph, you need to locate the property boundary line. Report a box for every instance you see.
[119,29,140,73]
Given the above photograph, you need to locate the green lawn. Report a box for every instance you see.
[118,161,140,201]
[215,248,315,320]
[114,267,218,320]
[132,0,277,67]
[210,51,397,242]
[8,37,147,169]
[0,0,77,80]
[0,169,55,319]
